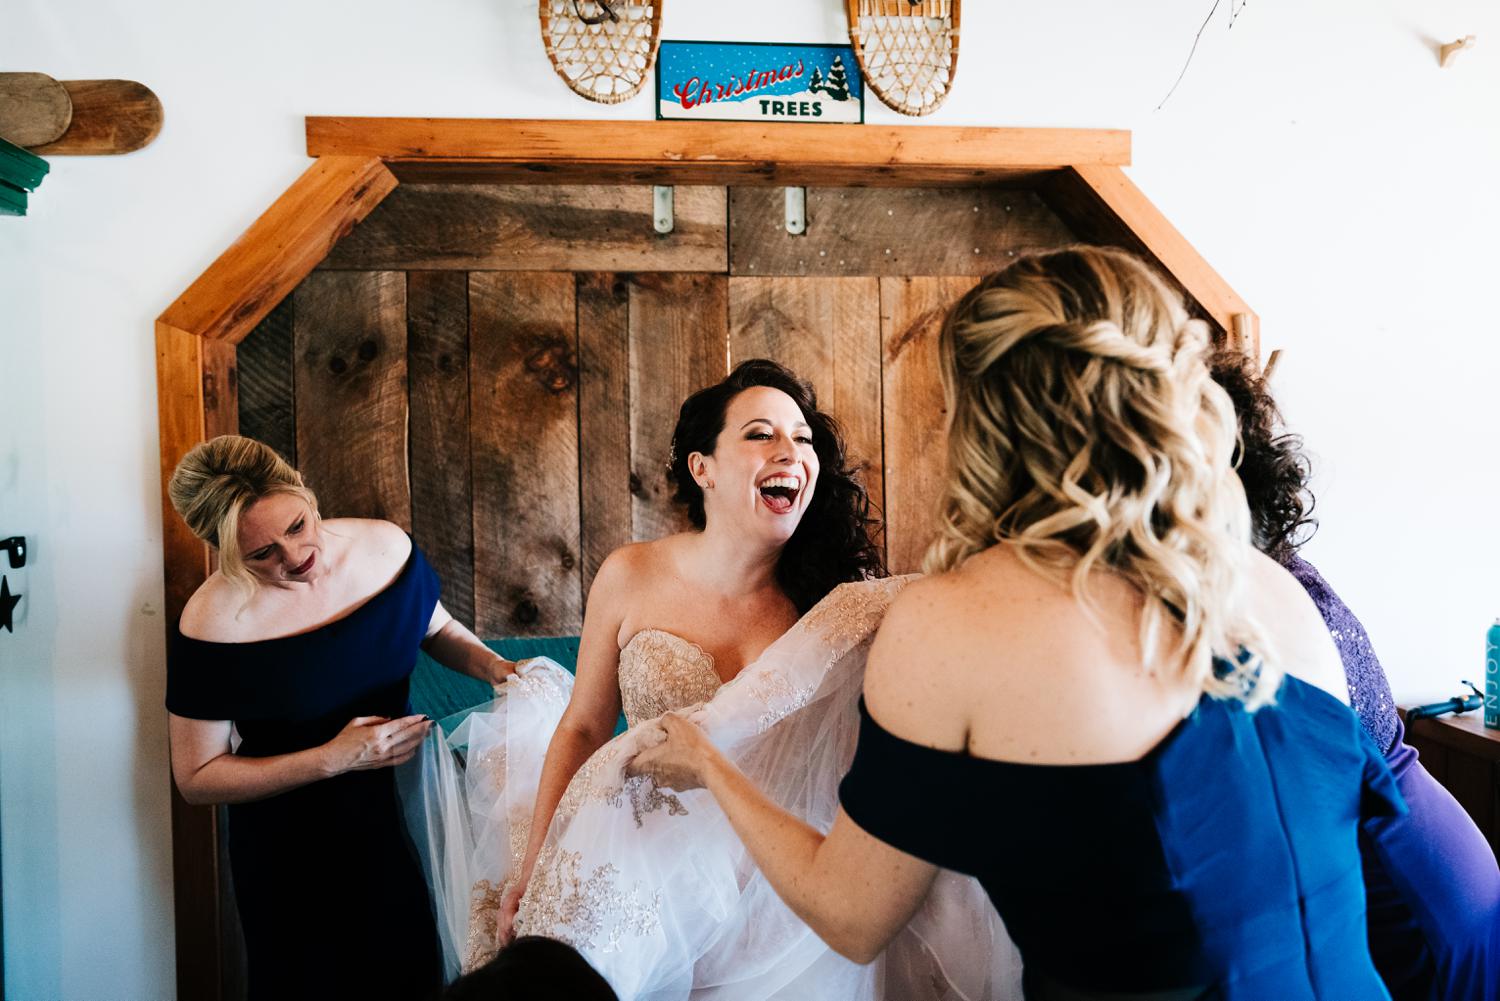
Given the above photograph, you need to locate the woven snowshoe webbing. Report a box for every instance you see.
[847,0,960,116]
[540,0,662,105]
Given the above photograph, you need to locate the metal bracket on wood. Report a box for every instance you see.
[653,185,674,234]
[785,186,806,235]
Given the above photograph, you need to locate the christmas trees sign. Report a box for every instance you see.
[657,42,864,123]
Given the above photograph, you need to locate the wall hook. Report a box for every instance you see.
[653,185,674,234]
[1,536,25,569]
[1439,35,1476,68]
[785,187,807,236]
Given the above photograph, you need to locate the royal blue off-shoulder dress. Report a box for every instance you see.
[840,673,1406,1000]
[168,546,443,1000]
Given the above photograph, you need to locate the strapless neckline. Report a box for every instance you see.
[617,628,722,728]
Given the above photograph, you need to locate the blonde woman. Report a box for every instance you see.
[165,435,517,999]
[632,247,1404,1000]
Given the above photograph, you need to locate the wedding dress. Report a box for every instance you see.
[404,576,1022,1000]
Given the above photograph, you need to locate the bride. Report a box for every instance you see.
[407,359,1020,999]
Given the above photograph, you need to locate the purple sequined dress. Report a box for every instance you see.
[1287,555,1500,1001]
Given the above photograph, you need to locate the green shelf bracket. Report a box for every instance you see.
[0,135,49,216]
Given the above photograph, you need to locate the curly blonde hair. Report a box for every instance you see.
[924,246,1276,705]
[168,435,319,599]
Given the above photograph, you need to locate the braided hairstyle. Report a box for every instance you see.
[925,246,1277,705]
[669,359,885,613]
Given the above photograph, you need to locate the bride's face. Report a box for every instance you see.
[694,386,820,546]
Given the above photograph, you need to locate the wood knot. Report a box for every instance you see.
[513,598,540,626]
[328,355,348,375]
[525,340,578,394]
[357,339,378,362]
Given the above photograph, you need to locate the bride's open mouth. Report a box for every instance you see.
[757,474,801,515]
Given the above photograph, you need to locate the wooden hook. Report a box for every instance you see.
[1262,348,1283,382]
[1439,35,1476,67]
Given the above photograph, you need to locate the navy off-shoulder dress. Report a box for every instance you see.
[168,546,443,1000]
[840,674,1406,1000]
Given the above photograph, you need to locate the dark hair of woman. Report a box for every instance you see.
[1208,350,1317,564]
[437,935,618,1001]
[669,358,885,613]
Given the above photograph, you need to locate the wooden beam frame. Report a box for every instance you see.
[157,117,1250,1001]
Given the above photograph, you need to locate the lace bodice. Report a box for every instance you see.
[618,629,721,728]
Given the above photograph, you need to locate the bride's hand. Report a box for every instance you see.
[496,879,526,946]
[627,712,717,791]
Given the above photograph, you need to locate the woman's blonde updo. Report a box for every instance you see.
[924,246,1276,705]
[168,435,319,594]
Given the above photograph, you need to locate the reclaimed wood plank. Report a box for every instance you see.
[880,276,977,574]
[307,118,1131,171]
[577,273,633,597]
[384,158,1056,189]
[30,79,161,155]
[730,187,1073,277]
[161,156,396,343]
[235,295,296,465]
[292,271,411,527]
[408,271,475,628]
[470,272,582,636]
[628,273,730,542]
[728,277,885,551]
[322,185,727,272]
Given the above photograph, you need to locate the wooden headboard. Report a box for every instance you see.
[155,118,1255,1000]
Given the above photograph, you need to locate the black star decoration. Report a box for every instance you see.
[0,575,20,633]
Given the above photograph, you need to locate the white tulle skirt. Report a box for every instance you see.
[402,577,1022,1000]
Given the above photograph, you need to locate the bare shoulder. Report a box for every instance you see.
[1242,548,1348,703]
[583,540,661,642]
[332,518,411,561]
[178,573,243,641]
[591,539,660,595]
[326,518,410,585]
[863,572,990,752]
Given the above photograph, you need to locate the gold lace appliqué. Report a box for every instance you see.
[465,878,507,972]
[516,846,664,953]
[618,629,722,728]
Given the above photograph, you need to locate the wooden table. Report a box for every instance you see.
[1400,708,1500,861]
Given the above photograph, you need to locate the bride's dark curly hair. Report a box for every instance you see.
[669,359,885,612]
[1209,350,1318,564]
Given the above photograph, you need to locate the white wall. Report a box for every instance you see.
[2,1,1496,996]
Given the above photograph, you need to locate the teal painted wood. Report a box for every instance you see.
[0,136,48,191]
[0,180,25,216]
[409,636,626,736]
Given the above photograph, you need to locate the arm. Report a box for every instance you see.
[697,732,937,963]
[169,711,432,806]
[422,600,516,686]
[499,551,633,936]
[628,587,947,963]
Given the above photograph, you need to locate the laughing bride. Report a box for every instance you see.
[408,359,1020,1000]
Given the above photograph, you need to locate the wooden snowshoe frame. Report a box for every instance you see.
[539,0,663,105]
[847,0,960,117]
